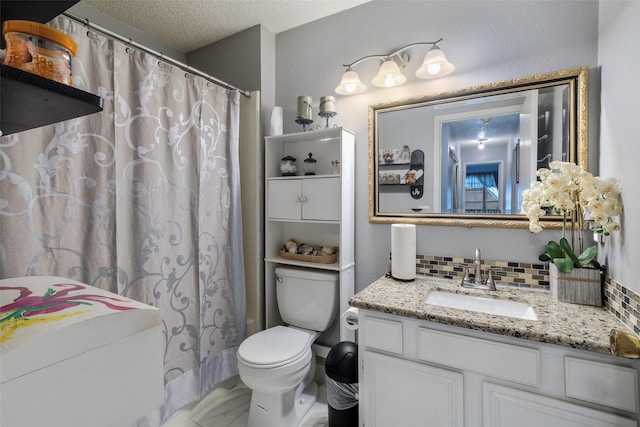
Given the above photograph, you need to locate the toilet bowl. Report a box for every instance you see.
[237,266,339,427]
[238,326,319,427]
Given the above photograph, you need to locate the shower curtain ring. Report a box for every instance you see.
[125,38,134,55]
[84,18,97,39]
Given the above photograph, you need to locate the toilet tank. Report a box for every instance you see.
[275,266,339,331]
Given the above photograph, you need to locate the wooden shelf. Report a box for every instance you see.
[1,0,104,136]
[1,65,104,136]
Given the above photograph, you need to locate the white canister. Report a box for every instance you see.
[269,106,283,136]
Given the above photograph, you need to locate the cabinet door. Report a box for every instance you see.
[362,351,464,427]
[267,180,301,219]
[302,177,340,221]
[483,383,637,427]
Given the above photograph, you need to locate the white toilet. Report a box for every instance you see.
[237,266,339,427]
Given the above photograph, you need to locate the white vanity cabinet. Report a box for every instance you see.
[363,350,464,427]
[358,309,640,427]
[264,128,355,345]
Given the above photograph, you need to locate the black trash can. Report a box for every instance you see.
[325,341,358,427]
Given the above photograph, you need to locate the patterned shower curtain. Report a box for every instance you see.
[0,16,246,425]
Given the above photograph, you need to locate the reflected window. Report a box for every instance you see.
[465,163,500,213]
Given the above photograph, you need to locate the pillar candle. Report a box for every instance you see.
[319,96,336,114]
[297,96,313,120]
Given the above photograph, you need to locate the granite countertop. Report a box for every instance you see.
[349,274,627,355]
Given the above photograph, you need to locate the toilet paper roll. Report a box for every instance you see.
[391,223,416,281]
[341,307,359,331]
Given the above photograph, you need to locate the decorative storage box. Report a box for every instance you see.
[0,276,163,427]
[549,264,603,306]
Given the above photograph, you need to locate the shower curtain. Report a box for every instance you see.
[0,16,246,425]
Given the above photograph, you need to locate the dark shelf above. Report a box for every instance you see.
[0,0,104,136]
[1,65,104,136]
[1,1,79,48]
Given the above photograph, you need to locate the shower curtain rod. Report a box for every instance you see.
[63,11,252,98]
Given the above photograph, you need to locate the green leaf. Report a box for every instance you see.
[590,259,604,271]
[553,257,575,273]
[577,245,598,267]
[559,238,580,265]
[538,253,552,262]
[545,241,565,259]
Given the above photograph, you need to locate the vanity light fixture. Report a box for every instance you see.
[335,38,454,95]
[478,138,487,149]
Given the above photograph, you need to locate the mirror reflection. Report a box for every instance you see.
[369,67,588,227]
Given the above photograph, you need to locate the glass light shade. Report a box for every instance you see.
[415,47,455,79]
[372,60,407,88]
[335,69,367,95]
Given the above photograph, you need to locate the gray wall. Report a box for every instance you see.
[188,25,263,91]
[598,1,640,294]
[275,1,600,292]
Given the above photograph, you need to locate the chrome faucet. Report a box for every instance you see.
[460,248,497,291]
[473,248,483,284]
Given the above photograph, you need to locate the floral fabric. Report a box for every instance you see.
[0,16,246,425]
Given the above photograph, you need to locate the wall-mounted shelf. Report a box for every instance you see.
[379,162,410,167]
[1,65,104,136]
[0,0,104,136]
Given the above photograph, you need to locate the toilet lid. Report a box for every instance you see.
[238,326,313,368]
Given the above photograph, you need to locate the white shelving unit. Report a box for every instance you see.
[264,127,355,346]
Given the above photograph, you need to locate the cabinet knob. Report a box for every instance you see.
[300,196,307,203]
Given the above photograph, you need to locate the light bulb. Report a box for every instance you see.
[415,46,455,79]
[426,63,441,75]
[372,60,407,88]
[335,69,366,95]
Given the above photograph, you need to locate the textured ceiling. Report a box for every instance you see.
[81,0,370,52]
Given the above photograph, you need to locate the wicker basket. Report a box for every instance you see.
[280,246,338,264]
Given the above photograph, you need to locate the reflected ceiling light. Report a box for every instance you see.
[335,38,454,95]
[478,138,488,149]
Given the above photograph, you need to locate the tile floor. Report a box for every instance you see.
[162,379,329,427]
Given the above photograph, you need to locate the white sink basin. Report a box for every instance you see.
[425,290,538,321]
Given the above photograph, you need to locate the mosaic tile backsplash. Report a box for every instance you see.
[415,254,548,289]
[414,253,640,334]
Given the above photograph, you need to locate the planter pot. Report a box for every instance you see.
[549,263,603,306]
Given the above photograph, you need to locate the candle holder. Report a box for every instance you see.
[295,117,314,132]
[318,111,337,129]
[318,95,337,128]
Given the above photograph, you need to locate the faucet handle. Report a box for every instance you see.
[485,267,500,291]
[460,267,470,286]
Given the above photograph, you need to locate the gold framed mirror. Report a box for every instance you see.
[369,66,588,228]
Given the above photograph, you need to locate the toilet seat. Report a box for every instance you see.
[237,326,315,369]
